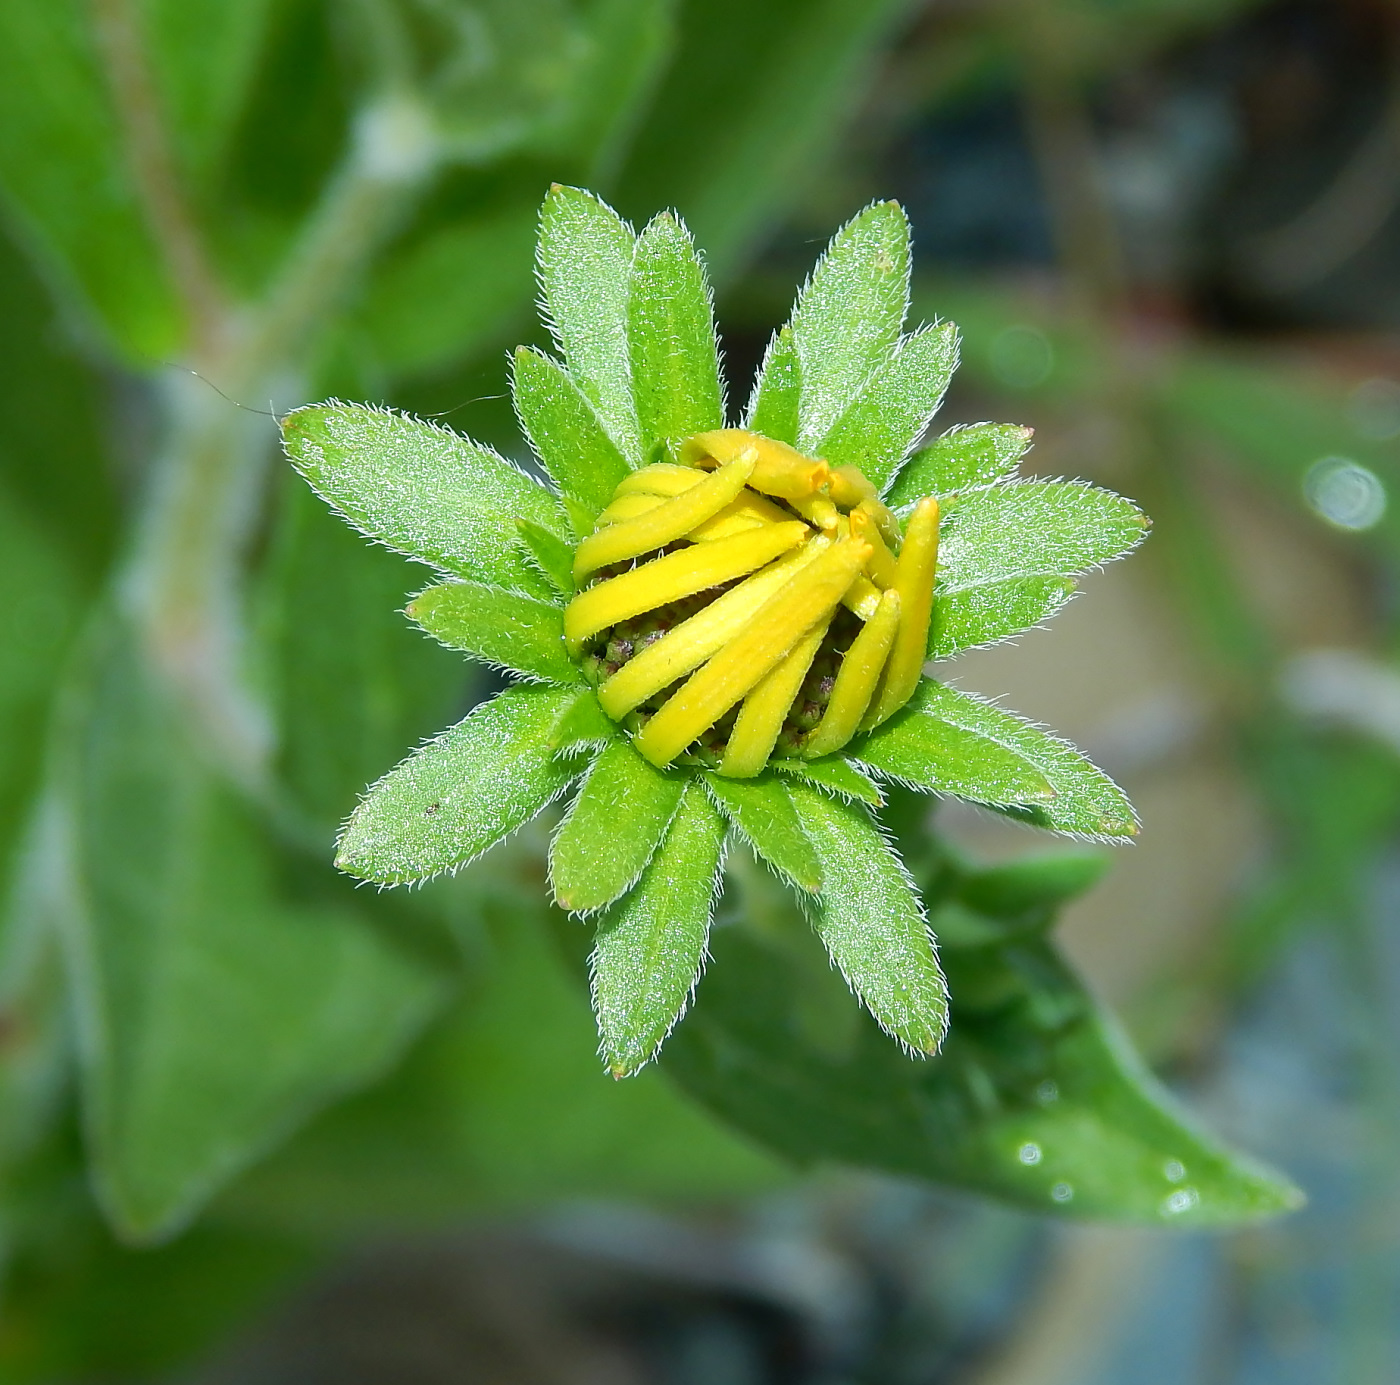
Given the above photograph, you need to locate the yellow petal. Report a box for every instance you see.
[842,573,883,621]
[597,538,832,718]
[803,588,901,758]
[865,496,939,728]
[634,536,872,767]
[787,493,841,530]
[828,467,900,544]
[849,507,899,588]
[686,490,794,541]
[564,521,808,654]
[681,429,829,501]
[612,463,707,499]
[595,491,666,526]
[719,615,831,778]
[573,455,756,580]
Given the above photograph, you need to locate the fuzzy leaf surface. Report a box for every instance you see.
[745,326,801,445]
[516,519,576,596]
[590,782,724,1075]
[906,682,1137,839]
[819,323,959,491]
[513,348,632,515]
[665,923,1301,1226]
[856,706,1057,808]
[929,575,1078,659]
[706,775,822,893]
[890,423,1034,505]
[406,582,577,685]
[790,202,910,454]
[337,685,584,884]
[627,213,725,454]
[774,756,883,806]
[937,481,1148,596]
[551,741,684,913]
[785,782,946,1054]
[538,185,641,463]
[548,689,618,758]
[281,404,564,598]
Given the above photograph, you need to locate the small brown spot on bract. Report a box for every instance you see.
[425,802,440,815]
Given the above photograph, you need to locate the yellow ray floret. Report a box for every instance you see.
[681,429,830,501]
[687,490,795,541]
[595,490,666,526]
[573,456,754,580]
[828,466,900,546]
[842,573,884,621]
[720,615,832,778]
[565,521,808,654]
[597,539,832,719]
[634,537,872,767]
[803,588,901,758]
[612,463,707,498]
[865,496,940,728]
[849,508,899,588]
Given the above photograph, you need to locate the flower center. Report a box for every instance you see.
[563,429,940,777]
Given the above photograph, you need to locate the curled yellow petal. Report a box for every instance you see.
[865,496,940,729]
[612,463,706,498]
[842,573,883,621]
[849,508,899,588]
[828,466,900,545]
[787,493,841,531]
[573,456,755,580]
[687,490,794,541]
[565,521,807,654]
[720,616,831,778]
[634,536,872,767]
[595,491,666,526]
[681,429,829,501]
[597,539,831,718]
[803,588,901,758]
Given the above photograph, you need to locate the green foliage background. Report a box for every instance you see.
[0,0,1392,1377]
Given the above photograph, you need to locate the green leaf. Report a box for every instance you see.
[904,681,1138,840]
[929,575,1078,659]
[745,325,801,445]
[512,347,632,514]
[257,478,468,836]
[627,212,725,455]
[515,518,576,596]
[773,755,883,806]
[281,403,565,598]
[144,0,276,188]
[547,688,618,758]
[50,617,445,1240]
[550,740,684,913]
[405,582,577,686]
[957,850,1112,920]
[819,323,959,492]
[785,781,947,1054]
[889,422,1034,506]
[0,0,177,358]
[705,775,822,893]
[937,481,1148,597]
[336,685,585,884]
[666,922,1302,1226]
[356,200,538,376]
[231,903,783,1229]
[790,201,910,454]
[855,700,1058,809]
[538,184,642,463]
[590,781,725,1076]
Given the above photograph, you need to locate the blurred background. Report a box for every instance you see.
[2,0,1400,1380]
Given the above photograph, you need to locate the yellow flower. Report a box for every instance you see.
[565,429,940,777]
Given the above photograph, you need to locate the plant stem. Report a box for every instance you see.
[88,0,230,358]
[122,94,440,789]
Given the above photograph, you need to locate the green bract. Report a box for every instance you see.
[282,189,1149,1078]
